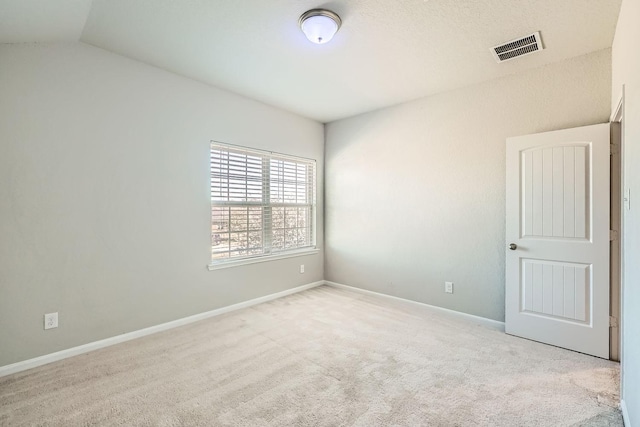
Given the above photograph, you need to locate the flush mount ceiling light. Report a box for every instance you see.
[299,9,342,45]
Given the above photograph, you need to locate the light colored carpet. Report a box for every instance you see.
[0,285,621,426]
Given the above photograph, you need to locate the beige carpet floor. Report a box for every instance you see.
[0,285,622,426]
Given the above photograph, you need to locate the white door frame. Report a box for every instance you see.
[610,86,625,388]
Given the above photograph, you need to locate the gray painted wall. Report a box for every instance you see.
[0,42,324,367]
[612,0,640,423]
[325,49,612,322]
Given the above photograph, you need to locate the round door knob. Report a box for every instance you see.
[509,243,517,250]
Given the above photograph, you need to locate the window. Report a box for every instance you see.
[209,142,316,266]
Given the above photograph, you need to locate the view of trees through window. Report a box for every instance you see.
[210,143,315,262]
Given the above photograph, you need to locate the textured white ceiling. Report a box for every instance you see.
[1,0,622,122]
[0,0,92,43]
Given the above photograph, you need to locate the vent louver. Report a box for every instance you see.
[491,32,544,63]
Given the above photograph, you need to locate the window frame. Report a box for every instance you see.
[207,141,318,270]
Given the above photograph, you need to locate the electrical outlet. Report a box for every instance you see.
[445,282,454,294]
[44,312,58,330]
[299,264,305,274]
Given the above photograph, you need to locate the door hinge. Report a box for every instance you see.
[609,230,619,241]
[610,143,619,155]
[610,316,618,328]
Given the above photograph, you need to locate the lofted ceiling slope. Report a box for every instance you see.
[1,0,622,123]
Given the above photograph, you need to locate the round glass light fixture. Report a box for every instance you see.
[299,9,342,45]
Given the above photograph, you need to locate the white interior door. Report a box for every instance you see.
[505,123,610,359]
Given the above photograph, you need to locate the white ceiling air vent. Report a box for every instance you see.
[491,31,544,63]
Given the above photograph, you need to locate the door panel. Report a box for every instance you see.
[506,123,610,359]
[522,145,589,240]
[521,259,589,322]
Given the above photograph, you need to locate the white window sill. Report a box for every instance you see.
[207,248,320,271]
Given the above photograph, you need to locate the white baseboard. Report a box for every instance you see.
[324,280,505,331]
[621,399,631,427]
[0,281,324,378]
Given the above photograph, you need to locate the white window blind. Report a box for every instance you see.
[210,142,316,264]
